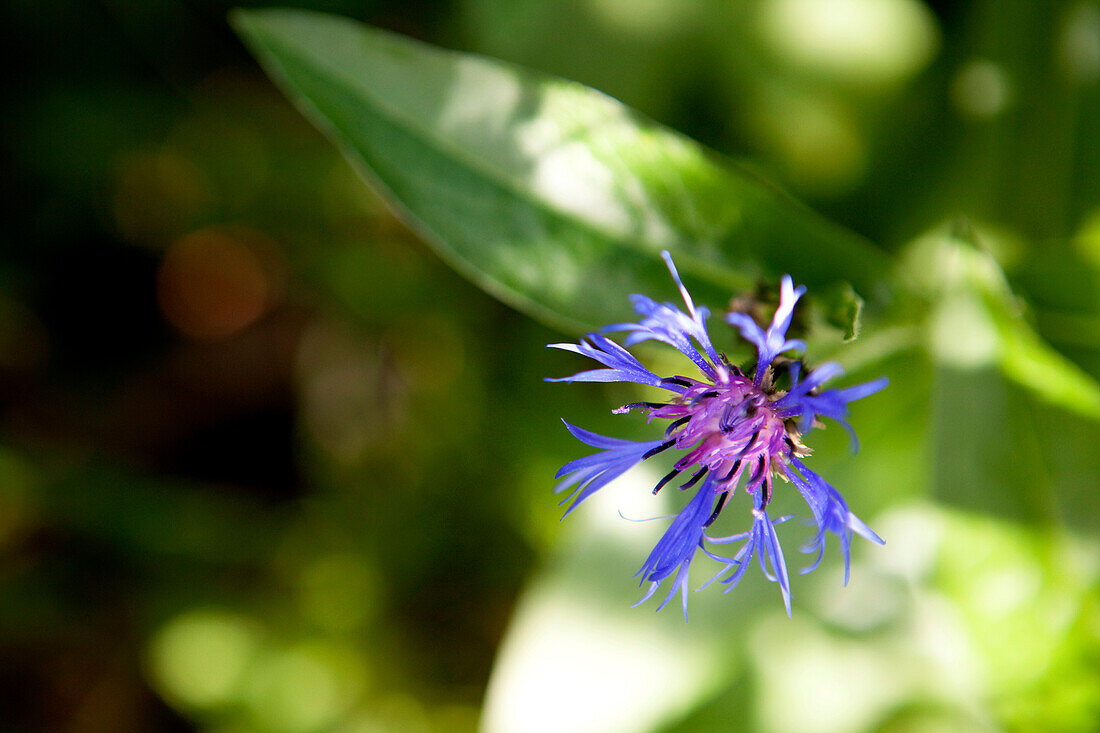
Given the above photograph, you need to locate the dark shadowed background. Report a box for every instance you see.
[2,1,1099,732]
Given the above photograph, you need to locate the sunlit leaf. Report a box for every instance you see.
[231,8,890,334]
[904,225,1100,421]
[903,226,1100,529]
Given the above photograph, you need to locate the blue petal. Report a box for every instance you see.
[784,458,883,585]
[553,421,667,516]
[706,492,793,615]
[601,252,720,380]
[633,477,717,620]
[725,312,767,357]
[561,420,653,451]
[726,275,807,385]
[769,276,806,352]
[776,372,888,450]
[759,510,793,617]
[546,333,665,388]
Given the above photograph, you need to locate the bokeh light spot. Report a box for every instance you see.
[244,640,369,733]
[483,595,713,733]
[588,0,689,37]
[148,608,260,711]
[338,695,431,733]
[1059,3,1100,83]
[971,563,1043,617]
[952,60,1012,119]
[756,0,939,87]
[744,91,868,194]
[157,227,279,340]
[1073,207,1100,270]
[751,614,907,733]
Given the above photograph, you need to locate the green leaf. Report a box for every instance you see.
[817,280,864,342]
[904,225,1100,421]
[932,362,1100,533]
[931,365,1053,523]
[230,8,890,333]
[902,225,1100,529]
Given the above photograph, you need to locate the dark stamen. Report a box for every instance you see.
[612,401,666,414]
[748,455,766,485]
[761,474,773,506]
[690,390,719,406]
[651,464,677,493]
[679,467,708,490]
[720,459,742,483]
[741,430,760,455]
[665,415,691,437]
[661,377,693,388]
[643,439,676,460]
[704,491,730,527]
[652,467,683,495]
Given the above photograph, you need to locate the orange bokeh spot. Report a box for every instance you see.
[157,228,278,340]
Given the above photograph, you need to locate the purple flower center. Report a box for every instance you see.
[643,369,792,515]
[549,251,887,618]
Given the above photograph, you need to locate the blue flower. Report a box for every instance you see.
[550,251,887,617]
[546,333,665,388]
[726,274,807,386]
[705,491,794,616]
[554,421,668,516]
[632,477,718,618]
[602,251,723,381]
[783,456,883,583]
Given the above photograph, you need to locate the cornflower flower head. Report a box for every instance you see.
[548,252,888,618]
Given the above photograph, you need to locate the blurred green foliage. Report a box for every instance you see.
[1,1,1099,732]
